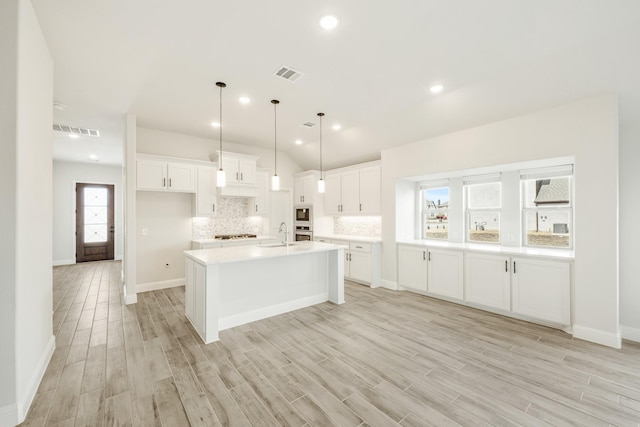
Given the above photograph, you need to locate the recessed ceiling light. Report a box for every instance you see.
[53,102,66,110]
[88,154,98,160]
[430,84,444,94]
[295,139,303,145]
[239,96,250,104]
[211,122,220,128]
[69,134,80,139]
[332,123,342,131]
[319,15,339,30]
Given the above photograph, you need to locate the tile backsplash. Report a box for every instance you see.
[192,198,264,239]
[333,216,381,237]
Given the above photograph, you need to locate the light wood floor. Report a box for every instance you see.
[21,260,640,426]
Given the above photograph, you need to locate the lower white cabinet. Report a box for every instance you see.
[464,252,511,311]
[315,237,381,286]
[185,258,206,339]
[427,249,463,300]
[397,245,428,292]
[511,257,571,325]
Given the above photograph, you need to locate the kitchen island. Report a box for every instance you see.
[183,241,345,344]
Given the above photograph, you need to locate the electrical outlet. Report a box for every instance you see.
[507,233,514,242]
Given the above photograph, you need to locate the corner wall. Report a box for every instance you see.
[381,95,619,347]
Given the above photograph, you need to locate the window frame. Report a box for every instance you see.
[420,183,450,241]
[464,175,502,245]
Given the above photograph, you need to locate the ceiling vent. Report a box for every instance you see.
[274,65,303,82]
[53,123,100,137]
[301,121,316,128]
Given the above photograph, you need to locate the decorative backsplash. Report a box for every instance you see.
[334,216,381,237]
[192,198,264,239]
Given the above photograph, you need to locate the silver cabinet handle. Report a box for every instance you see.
[169,178,172,188]
[505,260,508,272]
[513,261,517,274]
[212,203,215,212]
[360,203,362,211]
[428,251,431,261]
[241,172,243,181]
[163,178,166,187]
[236,172,239,180]
[255,205,258,212]
[355,245,362,249]
[423,251,426,260]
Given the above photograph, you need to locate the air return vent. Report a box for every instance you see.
[53,123,100,137]
[301,122,316,128]
[273,65,303,82]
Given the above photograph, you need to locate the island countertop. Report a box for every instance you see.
[184,241,344,265]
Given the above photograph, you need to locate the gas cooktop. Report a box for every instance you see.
[214,234,258,240]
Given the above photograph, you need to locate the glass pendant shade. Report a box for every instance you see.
[216,168,226,188]
[317,178,325,193]
[271,174,280,191]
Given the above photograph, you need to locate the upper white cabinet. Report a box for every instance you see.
[194,166,217,217]
[427,248,463,300]
[511,257,571,325]
[217,151,258,185]
[294,174,317,205]
[464,252,511,311]
[137,157,196,193]
[325,163,381,215]
[250,171,269,216]
[397,245,428,292]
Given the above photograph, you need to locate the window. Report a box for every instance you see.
[522,165,573,249]
[465,175,501,243]
[421,185,449,240]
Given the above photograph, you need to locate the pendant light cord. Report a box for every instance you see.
[216,82,226,168]
[318,112,325,179]
[274,101,277,175]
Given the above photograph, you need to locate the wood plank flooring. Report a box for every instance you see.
[21,260,640,426]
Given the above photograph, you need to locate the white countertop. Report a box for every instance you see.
[315,234,382,243]
[185,241,344,265]
[192,235,277,244]
[396,238,574,260]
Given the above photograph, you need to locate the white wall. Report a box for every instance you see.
[53,161,124,265]
[619,123,640,339]
[0,0,54,424]
[382,95,620,347]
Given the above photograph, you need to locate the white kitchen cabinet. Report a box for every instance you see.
[427,248,463,300]
[511,257,571,325]
[397,245,428,292]
[137,158,196,192]
[250,171,269,216]
[324,164,381,215]
[348,242,372,284]
[294,174,317,205]
[218,152,258,185]
[194,166,217,217]
[464,252,511,311]
[184,258,206,339]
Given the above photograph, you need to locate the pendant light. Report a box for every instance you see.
[215,81,226,188]
[271,99,280,191]
[317,112,325,193]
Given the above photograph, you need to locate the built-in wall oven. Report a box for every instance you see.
[294,225,313,241]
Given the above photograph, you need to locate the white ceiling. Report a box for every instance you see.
[33,0,640,170]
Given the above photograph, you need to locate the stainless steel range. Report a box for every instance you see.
[214,234,258,240]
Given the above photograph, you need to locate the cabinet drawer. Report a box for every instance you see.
[349,242,372,253]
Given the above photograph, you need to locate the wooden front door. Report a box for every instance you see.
[76,183,115,262]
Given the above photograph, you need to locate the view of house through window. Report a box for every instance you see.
[466,180,501,243]
[523,176,572,248]
[422,187,449,239]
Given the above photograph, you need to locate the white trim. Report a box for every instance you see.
[379,279,398,290]
[53,259,75,266]
[0,403,18,427]
[573,324,621,349]
[124,292,137,305]
[621,325,640,343]
[136,278,184,293]
[219,293,328,332]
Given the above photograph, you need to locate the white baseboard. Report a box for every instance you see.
[123,284,137,305]
[136,278,184,294]
[52,259,75,266]
[621,325,640,343]
[379,279,398,290]
[573,324,621,349]
[2,335,56,426]
[219,293,329,332]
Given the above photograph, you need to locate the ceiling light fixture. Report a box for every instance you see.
[317,112,325,193]
[69,134,79,139]
[239,96,251,104]
[53,101,66,110]
[295,139,303,145]
[332,123,342,131]
[319,15,339,30]
[430,84,444,94]
[271,99,280,191]
[216,82,227,188]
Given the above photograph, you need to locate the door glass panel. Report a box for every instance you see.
[84,187,108,243]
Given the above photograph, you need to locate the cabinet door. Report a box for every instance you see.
[397,245,427,291]
[137,160,167,190]
[349,250,372,283]
[167,163,196,192]
[324,174,342,214]
[511,257,570,325]
[221,158,239,184]
[294,178,305,204]
[464,252,510,310]
[302,176,316,204]
[184,258,195,322]
[238,160,256,184]
[359,166,381,214]
[427,249,463,300]
[193,262,207,337]
[340,170,360,214]
[195,166,217,216]
[251,172,269,215]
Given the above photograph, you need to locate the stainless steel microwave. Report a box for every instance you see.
[295,207,312,224]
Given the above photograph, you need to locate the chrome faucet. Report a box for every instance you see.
[279,221,289,246]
